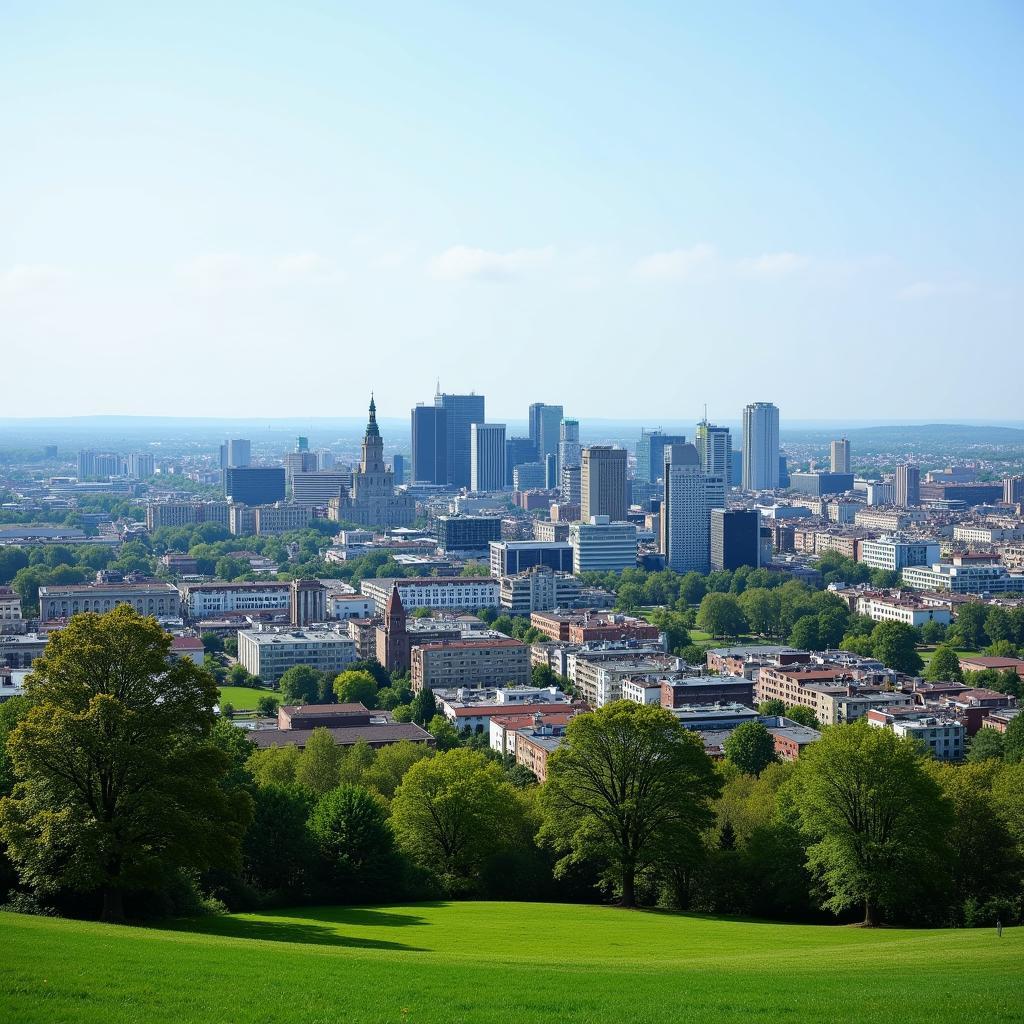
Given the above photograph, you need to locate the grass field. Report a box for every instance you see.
[217,685,273,711]
[2,902,1019,1023]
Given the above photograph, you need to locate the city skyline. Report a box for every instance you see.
[3,4,1022,419]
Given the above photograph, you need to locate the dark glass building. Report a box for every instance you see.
[224,467,286,506]
[504,437,537,487]
[411,405,447,485]
[436,393,485,488]
[710,508,760,571]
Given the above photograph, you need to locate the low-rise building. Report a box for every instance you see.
[489,708,578,757]
[856,594,953,628]
[902,562,1024,595]
[38,580,181,621]
[0,632,48,668]
[411,637,531,692]
[179,581,293,621]
[0,586,24,634]
[514,719,567,782]
[360,576,500,615]
[859,536,940,573]
[246,702,433,750]
[498,566,582,614]
[958,655,1024,679]
[237,625,356,684]
[867,706,966,760]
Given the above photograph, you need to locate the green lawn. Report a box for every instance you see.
[217,685,274,711]
[917,647,974,669]
[2,902,1019,1023]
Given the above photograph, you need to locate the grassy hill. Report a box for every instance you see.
[2,902,1019,1023]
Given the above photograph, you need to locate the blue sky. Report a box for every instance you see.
[2,2,1021,422]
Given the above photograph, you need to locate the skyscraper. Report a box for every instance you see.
[504,437,537,487]
[1004,476,1024,504]
[529,403,564,466]
[711,509,760,571]
[661,443,709,574]
[895,464,920,507]
[830,438,851,474]
[581,446,627,522]
[741,402,780,491]
[635,429,688,484]
[437,392,485,488]
[470,423,507,492]
[558,419,581,474]
[411,404,447,485]
[695,420,732,506]
[226,439,251,468]
[392,454,405,486]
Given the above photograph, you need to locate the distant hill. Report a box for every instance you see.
[783,423,1024,447]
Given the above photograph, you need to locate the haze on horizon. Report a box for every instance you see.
[3,2,1022,421]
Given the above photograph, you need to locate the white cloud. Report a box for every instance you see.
[0,263,71,299]
[737,251,807,277]
[632,244,717,281]
[179,251,345,292]
[430,245,555,282]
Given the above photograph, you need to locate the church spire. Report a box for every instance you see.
[366,393,380,437]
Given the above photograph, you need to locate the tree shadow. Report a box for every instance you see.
[169,909,430,950]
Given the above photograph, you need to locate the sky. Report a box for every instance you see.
[2,1,1022,423]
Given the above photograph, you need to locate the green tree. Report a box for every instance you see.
[201,631,224,654]
[919,619,948,645]
[339,737,376,785]
[410,688,437,726]
[870,621,924,675]
[309,784,398,898]
[294,729,343,795]
[678,571,707,605]
[278,665,328,705]
[428,714,462,751]
[645,608,691,653]
[724,722,778,776]
[391,748,515,890]
[738,588,782,639]
[332,669,379,708]
[816,606,850,649]
[0,605,251,922]
[953,603,988,650]
[788,720,951,925]
[967,728,1005,763]
[255,695,279,717]
[1004,714,1024,764]
[924,645,964,683]
[243,783,314,897]
[784,704,820,729]
[695,593,747,640]
[246,745,300,787]
[984,607,1014,646]
[361,740,432,799]
[788,614,820,651]
[757,699,786,717]
[539,701,720,908]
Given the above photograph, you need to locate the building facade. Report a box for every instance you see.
[470,422,507,492]
[581,446,627,522]
[741,402,780,490]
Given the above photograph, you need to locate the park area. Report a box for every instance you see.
[2,901,1019,1024]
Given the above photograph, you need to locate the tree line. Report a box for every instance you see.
[2,605,1022,928]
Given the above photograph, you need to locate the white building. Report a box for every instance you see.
[741,402,780,490]
[328,595,376,620]
[0,587,24,633]
[179,581,292,620]
[661,443,710,573]
[498,567,582,614]
[569,517,638,574]
[953,524,1024,545]
[237,625,356,684]
[470,423,507,493]
[867,708,965,761]
[859,536,941,572]
[359,576,500,614]
[621,677,663,704]
[902,563,1024,595]
[856,595,953,628]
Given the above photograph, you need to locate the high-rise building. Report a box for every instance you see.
[528,403,564,466]
[284,450,318,482]
[224,467,286,506]
[711,509,761,571]
[291,471,351,506]
[695,421,732,489]
[504,437,537,487]
[126,452,155,479]
[544,453,559,489]
[560,464,581,505]
[741,402,780,490]
[513,463,547,491]
[226,439,251,468]
[1003,476,1024,505]
[569,517,638,574]
[558,418,581,476]
[470,423,507,492]
[290,578,326,627]
[76,450,96,480]
[411,404,447,485]
[661,443,709,574]
[316,449,336,469]
[635,430,687,484]
[392,454,405,486]
[581,446,627,522]
[296,436,309,452]
[830,438,851,474]
[436,392,485,488]
[895,464,921,507]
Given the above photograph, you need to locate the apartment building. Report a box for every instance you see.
[411,637,531,692]
[236,626,356,683]
[360,576,500,614]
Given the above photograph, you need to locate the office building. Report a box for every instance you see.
[254,503,315,535]
[741,402,780,490]
[146,500,230,530]
[560,464,581,505]
[569,517,638,574]
[435,514,502,554]
[635,430,687,484]
[290,471,351,506]
[224,467,286,506]
[498,567,582,614]
[581,446,627,522]
[831,438,851,474]
[334,397,415,528]
[790,471,855,497]
[290,578,327,627]
[859,536,941,572]
[316,449,335,469]
[436,392,485,488]
[1004,476,1024,505]
[529,403,564,465]
[895,464,920,507]
[661,443,710,574]
[695,421,732,489]
[126,452,155,479]
[411,404,448,485]
[711,509,760,571]
[179,581,293,620]
[513,462,546,491]
[489,540,575,577]
[558,419,581,475]
[284,450,318,482]
[226,439,251,468]
[544,453,559,489]
[411,637,531,693]
[504,437,538,487]
[38,581,181,622]
[470,422,507,492]
[864,480,895,506]
[901,563,1024,594]
[360,576,500,614]
[391,454,405,486]
[237,625,356,684]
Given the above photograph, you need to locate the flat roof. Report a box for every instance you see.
[248,722,431,748]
